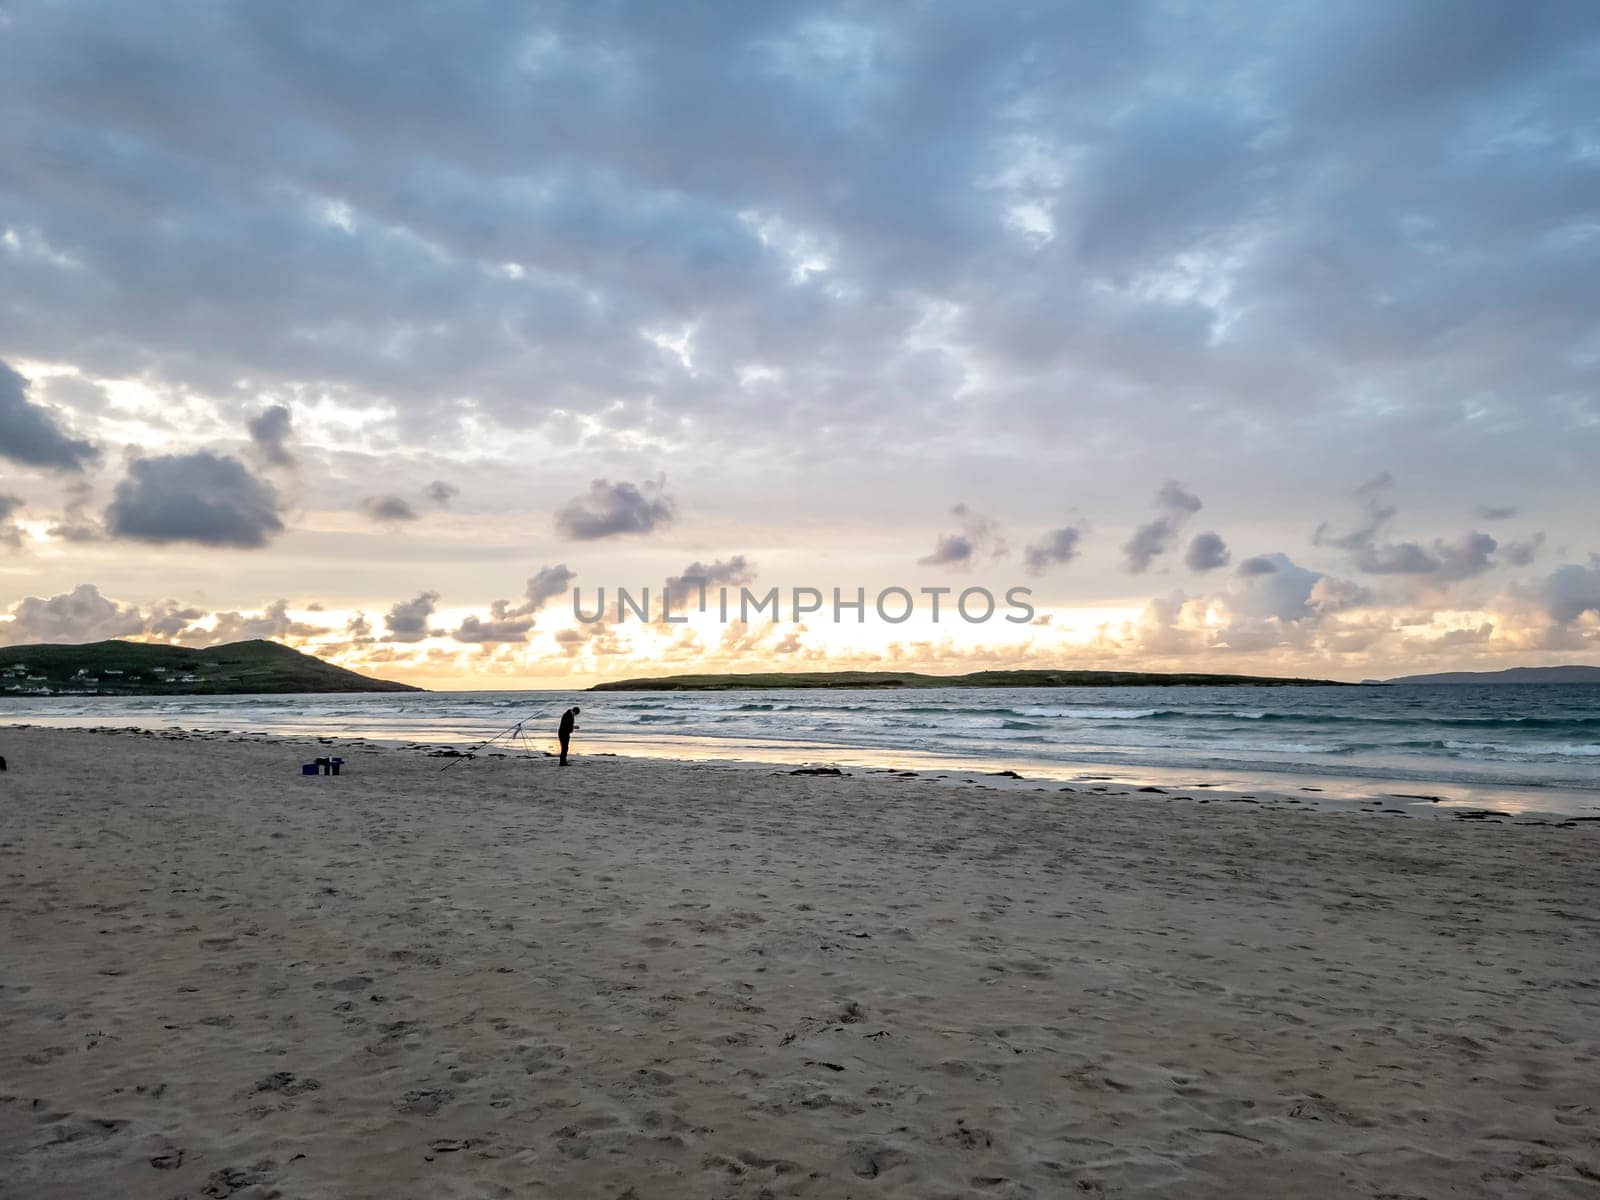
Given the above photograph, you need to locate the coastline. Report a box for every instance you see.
[3,713,1593,822]
[3,727,1598,1197]
[4,681,1596,818]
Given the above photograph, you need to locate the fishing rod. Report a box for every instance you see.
[437,705,560,771]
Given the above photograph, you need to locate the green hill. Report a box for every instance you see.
[590,668,1348,691]
[0,639,421,695]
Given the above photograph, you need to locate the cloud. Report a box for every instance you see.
[424,480,459,506]
[523,563,576,612]
[1,583,145,644]
[247,404,294,466]
[0,2,1597,680]
[103,451,285,548]
[453,605,535,645]
[1476,504,1519,521]
[180,599,326,646]
[1185,531,1230,572]
[1501,533,1545,566]
[1314,473,1397,553]
[1237,554,1279,577]
[920,504,1007,568]
[1124,481,1202,573]
[145,599,206,640]
[667,555,757,595]
[1431,531,1498,581]
[918,533,975,568]
[1320,479,1505,581]
[1352,530,1500,580]
[1227,553,1325,623]
[0,2,1594,516]
[0,360,99,472]
[1023,526,1083,575]
[0,493,23,549]
[0,585,326,649]
[1354,540,1442,575]
[47,481,101,542]
[361,494,421,524]
[385,591,439,642]
[555,478,674,540]
[451,562,576,643]
[1520,558,1600,625]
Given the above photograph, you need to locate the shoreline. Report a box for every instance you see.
[4,718,1594,823]
[3,680,1596,816]
[2,727,1598,1197]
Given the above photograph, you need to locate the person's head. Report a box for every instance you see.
[572,706,581,715]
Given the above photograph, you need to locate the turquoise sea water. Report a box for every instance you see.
[3,683,1598,813]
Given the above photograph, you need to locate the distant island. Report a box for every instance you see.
[591,668,1350,691]
[1386,664,1600,685]
[0,639,421,695]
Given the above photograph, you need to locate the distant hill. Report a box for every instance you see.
[0,639,421,695]
[1387,664,1600,685]
[591,668,1349,691]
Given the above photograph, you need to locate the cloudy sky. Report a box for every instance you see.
[1,1,1597,686]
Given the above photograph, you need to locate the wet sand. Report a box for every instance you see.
[2,727,1597,1198]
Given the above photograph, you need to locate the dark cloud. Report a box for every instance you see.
[918,533,975,568]
[1023,526,1083,575]
[0,2,1592,497]
[1185,531,1230,572]
[424,480,459,506]
[920,504,1006,569]
[1354,540,1442,575]
[0,493,24,549]
[1313,473,1397,553]
[1431,531,1499,581]
[523,564,576,612]
[453,605,535,645]
[1124,482,1202,573]
[667,555,757,595]
[555,478,674,541]
[451,563,576,644]
[1525,559,1600,624]
[103,451,285,548]
[1476,504,1519,521]
[385,591,439,643]
[1321,478,1507,581]
[1237,554,1279,577]
[1352,530,1500,579]
[0,360,99,472]
[247,404,295,466]
[47,481,102,542]
[361,495,421,524]
[1501,533,1545,566]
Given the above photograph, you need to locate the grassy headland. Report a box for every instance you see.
[0,639,420,695]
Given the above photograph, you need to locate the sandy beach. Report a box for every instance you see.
[2,727,1598,1199]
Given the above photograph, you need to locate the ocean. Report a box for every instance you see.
[3,683,1598,815]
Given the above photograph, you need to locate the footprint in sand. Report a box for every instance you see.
[395,1087,453,1116]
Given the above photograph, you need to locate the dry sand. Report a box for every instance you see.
[2,726,1597,1199]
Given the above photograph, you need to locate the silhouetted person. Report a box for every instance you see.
[558,706,580,765]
